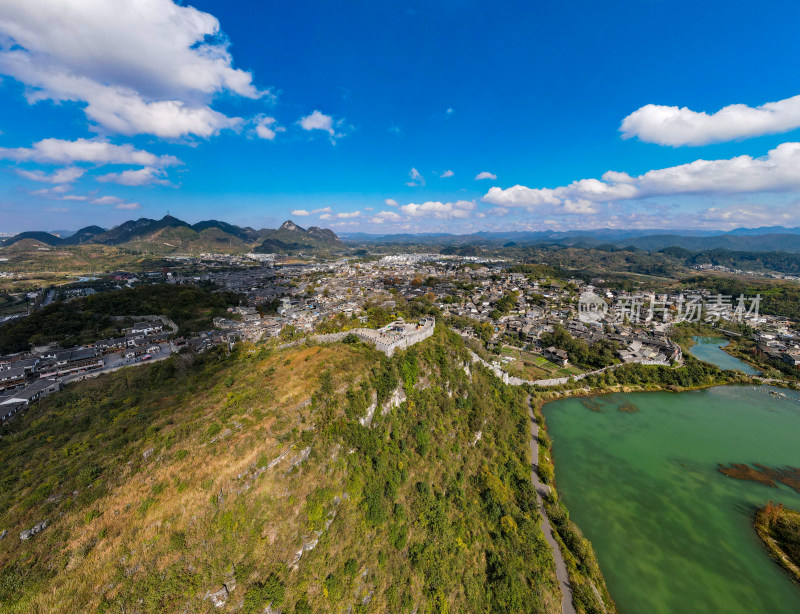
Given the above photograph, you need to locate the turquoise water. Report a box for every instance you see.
[689,336,761,375]
[544,343,800,613]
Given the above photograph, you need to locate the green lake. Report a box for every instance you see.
[544,338,800,614]
[687,335,761,375]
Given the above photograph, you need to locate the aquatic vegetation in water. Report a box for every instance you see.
[580,398,603,412]
[617,402,639,413]
[718,463,800,494]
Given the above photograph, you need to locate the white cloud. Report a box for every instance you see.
[91,195,123,205]
[319,213,333,220]
[31,184,73,197]
[445,107,454,116]
[483,142,800,214]
[0,138,180,167]
[291,206,332,217]
[254,115,284,141]
[97,167,168,186]
[336,211,360,219]
[384,198,399,207]
[695,202,799,227]
[475,171,497,180]
[400,200,476,219]
[88,195,140,209]
[0,0,263,138]
[299,110,333,133]
[60,194,88,201]
[621,94,800,146]
[487,207,509,216]
[406,167,424,187]
[371,210,403,224]
[16,166,84,183]
[298,110,346,142]
[440,170,454,178]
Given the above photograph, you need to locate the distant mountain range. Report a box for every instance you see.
[339,226,800,253]
[7,218,800,254]
[0,216,343,254]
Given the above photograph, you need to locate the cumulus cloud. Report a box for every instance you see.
[291,209,310,216]
[384,198,399,207]
[406,168,424,187]
[253,115,284,141]
[0,0,263,138]
[114,202,141,210]
[335,211,360,219]
[483,142,800,214]
[475,171,497,180]
[298,110,346,142]
[0,138,180,167]
[440,169,454,178]
[299,110,333,133]
[371,210,403,224]
[319,213,333,220]
[97,167,169,186]
[16,166,84,183]
[400,200,476,219]
[313,206,332,214]
[621,94,800,146]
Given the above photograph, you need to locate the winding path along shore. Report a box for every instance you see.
[527,395,577,614]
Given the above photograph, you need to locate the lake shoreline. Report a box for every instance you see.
[533,338,800,613]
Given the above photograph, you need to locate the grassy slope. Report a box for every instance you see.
[0,327,563,613]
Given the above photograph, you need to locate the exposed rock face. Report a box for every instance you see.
[204,580,235,608]
[0,529,7,540]
[279,220,305,232]
[381,386,407,416]
[20,519,48,540]
[359,391,379,427]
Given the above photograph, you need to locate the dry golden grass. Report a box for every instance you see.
[2,343,374,613]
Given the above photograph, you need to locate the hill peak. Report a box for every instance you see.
[279,220,305,232]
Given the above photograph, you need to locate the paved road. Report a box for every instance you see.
[528,395,577,614]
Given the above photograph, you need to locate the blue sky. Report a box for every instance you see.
[3,0,800,234]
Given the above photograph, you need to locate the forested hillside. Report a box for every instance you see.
[0,326,604,613]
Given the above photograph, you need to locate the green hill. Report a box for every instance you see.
[0,232,62,247]
[255,220,343,254]
[0,327,611,613]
